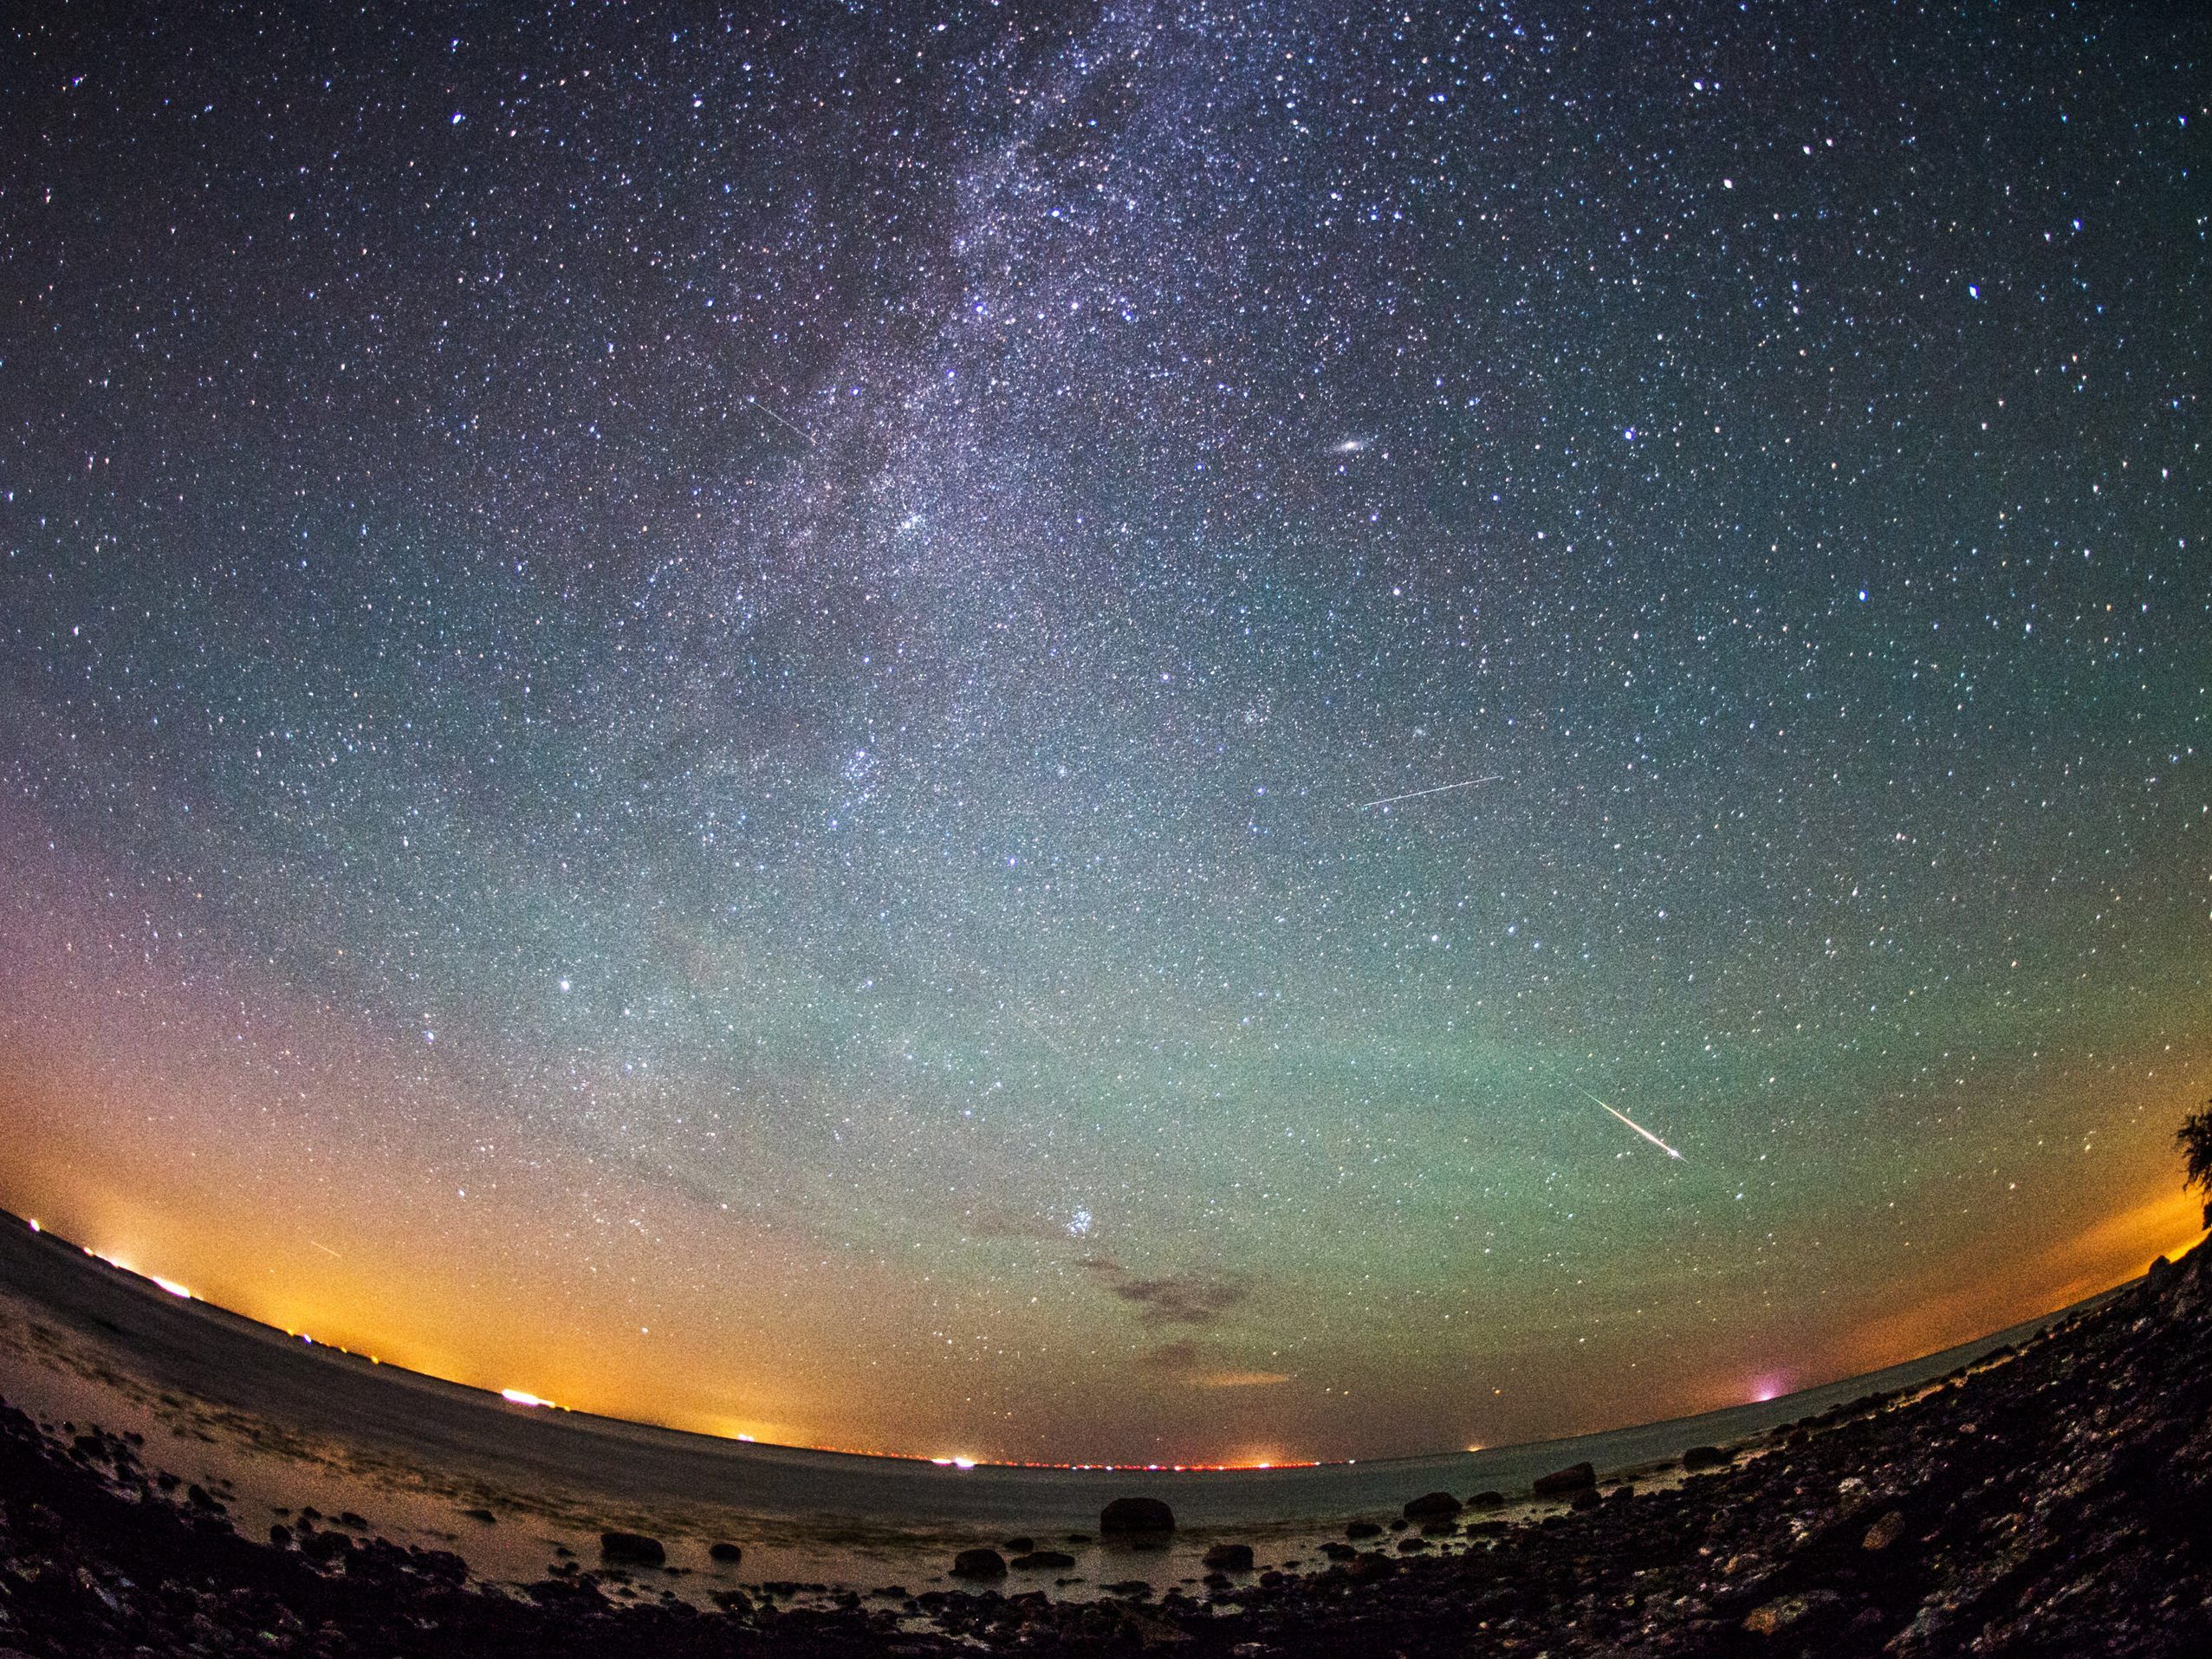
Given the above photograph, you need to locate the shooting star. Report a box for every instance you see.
[744,394,815,448]
[1357,775,1503,811]
[307,1239,344,1259]
[1582,1090,1685,1161]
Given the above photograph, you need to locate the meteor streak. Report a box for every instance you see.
[744,394,816,447]
[1357,775,1503,811]
[1583,1089,1685,1160]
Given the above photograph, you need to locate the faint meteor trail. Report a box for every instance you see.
[744,394,815,447]
[1357,775,1503,811]
[1582,1090,1686,1160]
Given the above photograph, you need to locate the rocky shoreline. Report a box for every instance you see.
[5,1238,2211,1656]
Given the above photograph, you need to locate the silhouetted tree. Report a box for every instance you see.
[2179,1099,2212,1199]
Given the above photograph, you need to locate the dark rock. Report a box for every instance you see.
[531,1576,609,1608]
[1319,1541,1357,1560]
[1203,1542,1255,1571]
[1742,1588,1849,1636]
[1403,1490,1463,1521]
[1682,1444,1732,1472]
[1345,1552,1397,1583]
[1345,1520,1383,1539]
[1861,1509,1905,1551]
[1100,1495,1176,1535]
[950,1548,1007,1579]
[598,1530,666,1567]
[2149,1254,2176,1293]
[460,1507,496,1524]
[1467,1489,1506,1509]
[1001,1534,1035,1552]
[1009,1550,1077,1571]
[1570,1487,1602,1511]
[1532,1461,1597,1497]
[708,1540,743,1563]
[410,1547,469,1584]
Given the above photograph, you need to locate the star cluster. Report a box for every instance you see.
[1,3,2206,1462]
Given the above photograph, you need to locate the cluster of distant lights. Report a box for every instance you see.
[27,1217,1807,1458]
[931,1455,1317,1472]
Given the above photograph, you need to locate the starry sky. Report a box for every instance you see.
[1,3,2207,1467]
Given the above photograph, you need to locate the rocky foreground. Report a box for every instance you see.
[7,1241,2212,1656]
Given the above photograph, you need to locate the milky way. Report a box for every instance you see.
[2,3,2206,1463]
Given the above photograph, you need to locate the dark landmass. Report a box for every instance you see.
[5,1235,2212,1655]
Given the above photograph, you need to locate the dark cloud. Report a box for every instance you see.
[1080,1258,1249,1327]
[1132,1338,1290,1390]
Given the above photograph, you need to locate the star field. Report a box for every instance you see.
[1,3,2207,1463]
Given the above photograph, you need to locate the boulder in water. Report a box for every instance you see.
[1532,1461,1596,1498]
[950,1548,1006,1578]
[598,1531,665,1567]
[1100,1496,1175,1536]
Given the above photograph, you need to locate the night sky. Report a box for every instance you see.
[2,3,2207,1467]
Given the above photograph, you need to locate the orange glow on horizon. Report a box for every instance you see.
[1835,1183,2208,1382]
[7,1093,2206,1468]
